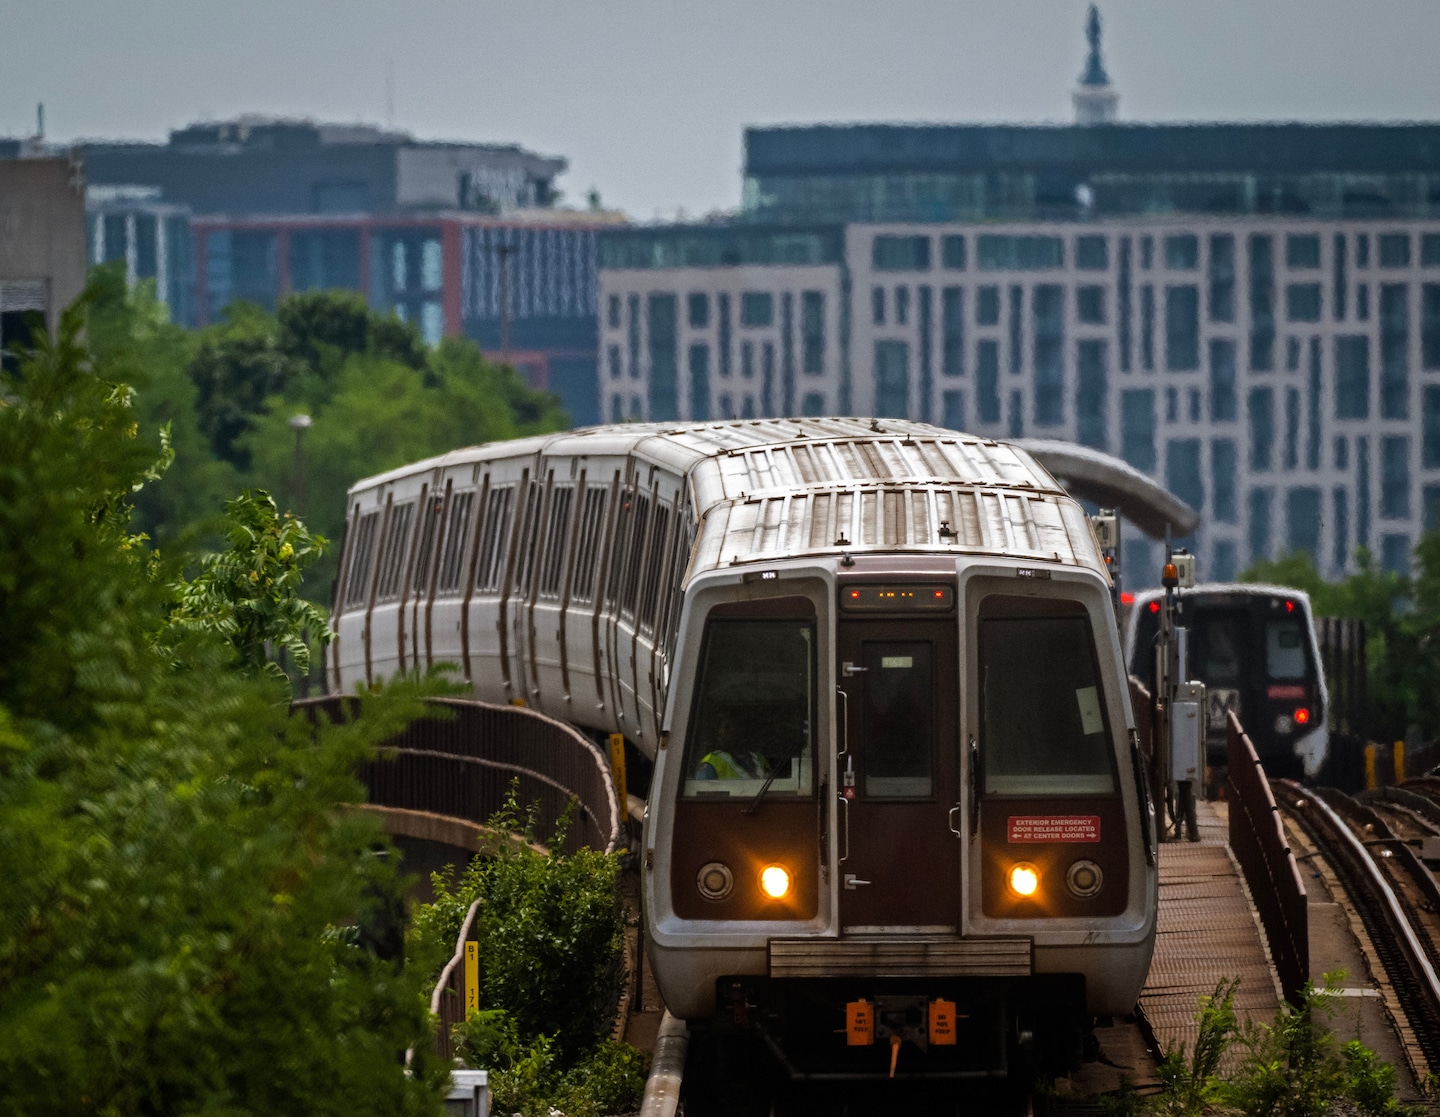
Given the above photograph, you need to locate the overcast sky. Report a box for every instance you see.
[6,0,1440,219]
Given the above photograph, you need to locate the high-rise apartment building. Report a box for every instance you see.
[597,8,1440,582]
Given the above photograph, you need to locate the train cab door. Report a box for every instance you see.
[835,614,961,933]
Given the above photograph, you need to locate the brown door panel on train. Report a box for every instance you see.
[836,617,961,932]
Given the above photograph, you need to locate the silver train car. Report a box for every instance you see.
[330,418,1158,1080]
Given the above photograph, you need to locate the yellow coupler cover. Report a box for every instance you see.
[845,1000,874,1046]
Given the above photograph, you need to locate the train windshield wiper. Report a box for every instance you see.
[743,732,810,816]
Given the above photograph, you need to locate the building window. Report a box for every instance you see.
[1167,439,1204,516]
[607,344,622,380]
[1249,234,1275,371]
[1335,436,1349,471]
[1142,236,1154,270]
[630,394,643,420]
[421,240,443,292]
[718,392,734,419]
[942,287,964,376]
[741,291,773,327]
[1249,387,1274,472]
[1335,336,1370,419]
[1119,237,1133,370]
[718,293,732,377]
[1285,336,1301,372]
[1213,439,1237,522]
[1286,283,1322,322]
[977,235,1063,270]
[1285,234,1320,269]
[1381,535,1410,575]
[1379,233,1411,268]
[977,340,1001,423]
[1209,234,1235,323]
[873,235,931,271]
[1008,389,1023,438]
[1425,387,1440,469]
[1284,387,1301,471]
[611,393,624,422]
[1167,387,1179,423]
[1333,233,1348,321]
[1076,235,1108,270]
[1120,389,1156,473]
[1077,285,1106,324]
[1358,436,1372,547]
[1423,234,1440,268]
[1008,286,1024,375]
[1426,485,1440,533]
[1249,488,1273,564]
[1165,285,1199,371]
[942,389,965,430]
[802,291,824,375]
[1209,339,1237,421]
[741,395,756,419]
[1381,284,1409,420]
[1357,283,1370,321]
[762,342,775,413]
[741,340,754,380]
[1423,284,1440,369]
[1357,234,1370,269]
[1076,339,1107,450]
[648,293,678,421]
[895,286,910,326]
[1033,285,1063,425]
[1190,388,1202,423]
[627,293,640,378]
[1333,487,1350,572]
[688,292,709,329]
[1141,284,1155,371]
[977,285,1000,325]
[1307,339,1322,470]
[607,294,621,329]
[1287,488,1322,561]
[1381,436,1410,519]
[1164,235,1198,270]
[872,286,886,326]
[942,235,967,270]
[420,301,443,345]
[1213,539,1238,582]
[874,340,909,418]
[802,390,825,417]
[689,343,710,421]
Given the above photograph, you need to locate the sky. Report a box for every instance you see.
[5,0,1440,220]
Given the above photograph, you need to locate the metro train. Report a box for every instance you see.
[1126,584,1329,782]
[331,418,1158,1082]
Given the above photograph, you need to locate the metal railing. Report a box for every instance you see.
[293,696,622,856]
[1226,711,1309,1005]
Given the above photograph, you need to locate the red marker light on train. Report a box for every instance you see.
[1294,707,1310,725]
[1285,600,1295,613]
[1120,592,1134,605]
[850,590,860,599]
[1148,601,1161,614]
[934,590,943,599]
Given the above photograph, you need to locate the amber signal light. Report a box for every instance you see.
[760,865,791,899]
[1008,863,1040,898]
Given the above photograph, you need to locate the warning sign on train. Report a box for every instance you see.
[1007,815,1101,843]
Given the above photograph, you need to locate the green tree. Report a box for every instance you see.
[0,297,446,1116]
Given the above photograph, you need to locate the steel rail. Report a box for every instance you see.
[1275,780,1440,1071]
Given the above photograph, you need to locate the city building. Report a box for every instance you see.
[597,7,1440,583]
[0,154,87,368]
[77,116,618,424]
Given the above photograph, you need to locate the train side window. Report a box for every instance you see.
[638,503,672,633]
[606,490,635,610]
[374,502,414,601]
[512,483,546,597]
[344,511,381,607]
[537,485,575,600]
[619,493,652,621]
[435,491,475,594]
[411,493,446,596]
[569,485,609,605]
[1266,619,1307,679]
[474,486,515,593]
[979,610,1117,796]
[682,618,815,798]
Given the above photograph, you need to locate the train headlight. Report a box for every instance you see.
[697,862,734,901]
[1066,859,1104,898]
[1008,863,1040,898]
[759,864,791,899]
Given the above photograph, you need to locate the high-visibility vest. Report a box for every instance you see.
[698,750,749,779]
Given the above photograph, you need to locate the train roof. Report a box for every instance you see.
[347,419,1108,576]
[1130,583,1315,608]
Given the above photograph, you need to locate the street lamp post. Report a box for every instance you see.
[289,413,312,515]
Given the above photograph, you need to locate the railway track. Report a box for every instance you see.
[1272,780,1440,1075]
